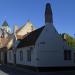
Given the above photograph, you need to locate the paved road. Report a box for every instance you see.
[0,64,35,75]
[0,64,75,75]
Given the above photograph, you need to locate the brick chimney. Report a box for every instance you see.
[45,3,53,24]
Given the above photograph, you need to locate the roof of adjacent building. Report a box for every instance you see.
[2,20,9,26]
[17,26,45,48]
[16,20,35,34]
[6,21,35,50]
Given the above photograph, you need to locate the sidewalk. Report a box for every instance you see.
[5,64,35,73]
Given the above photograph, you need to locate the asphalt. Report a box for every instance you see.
[0,64,75,75]
[0,64,35,75]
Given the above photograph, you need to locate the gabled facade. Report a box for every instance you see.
[7,20,35,49]
[0,21,11,48]
[7,26,44,64]
[0,20,35,64]
[7,2,75,70]
[16,20,35,38]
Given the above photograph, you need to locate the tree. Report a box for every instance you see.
[61,33,75,49]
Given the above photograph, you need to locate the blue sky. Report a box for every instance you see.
[0,0,75,37]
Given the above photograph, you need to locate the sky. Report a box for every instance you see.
[0,0,75,37]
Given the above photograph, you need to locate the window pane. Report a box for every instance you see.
[68,50,71,60]
[20,51,23,61]
[64,50,71,60]
[64,50,67,60]
[27,50,31,62]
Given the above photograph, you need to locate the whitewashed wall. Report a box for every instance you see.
[16,48,25,65]
[16,46,36,66]
[34,23,74,67]
[7,23,75,67]
[7,50,14,64]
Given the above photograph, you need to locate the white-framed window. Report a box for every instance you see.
[64,50,71,60]
[27,50,31,62]
[20,50,23,61]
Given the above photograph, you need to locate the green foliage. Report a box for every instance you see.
[62,33,75,49]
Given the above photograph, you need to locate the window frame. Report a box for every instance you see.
[27,49,31,62]
[19,50,23,61]
[64,50,71,60]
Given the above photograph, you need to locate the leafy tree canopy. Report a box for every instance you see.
[61,33,75,49]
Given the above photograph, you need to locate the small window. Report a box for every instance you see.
[27,50,31,62]
[38,42,45,48]
[40,42,45,44]
[64,50,71,60]
[20,51,23,61]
